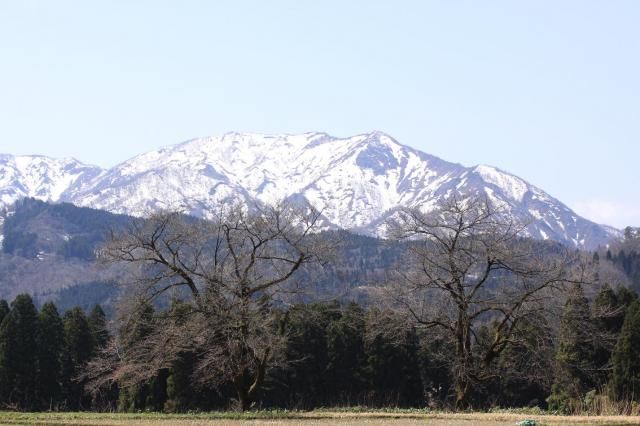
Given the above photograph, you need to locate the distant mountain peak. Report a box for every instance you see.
[0,132,620,249]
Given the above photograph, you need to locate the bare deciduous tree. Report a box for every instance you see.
[85,202,332,411]
[381,196,590,408]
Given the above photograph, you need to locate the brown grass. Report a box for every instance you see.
[1,411,640,426]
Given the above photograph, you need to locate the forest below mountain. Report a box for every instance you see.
[1,282,640,412]
[1,198,640,413]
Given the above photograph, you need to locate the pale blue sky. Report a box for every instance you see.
[0,1,638,227]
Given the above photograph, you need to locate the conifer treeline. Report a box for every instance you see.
[0,295,106,410]
[2,289,640,412]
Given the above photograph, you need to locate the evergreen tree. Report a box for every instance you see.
[615,286,637,311]
[364,309,423,407]
[488,314,555,408]
[86,304,116,410]
[0,294,40,409]
[88,304,109,352]
[275,302,337,408]
[419,330,454,407]
[610,300,640,401]
[163,300,196,412]
[325,302,367,404]
[591,285,637,384]
[593,284,621,333]
[61,307,94,410]
[164,354,194,412]
[592,284,620,383]
[547,284,596,412]
[116,301,162,412]
[0,300,9,325]
[37,301,64,409]
[547,283,597,412]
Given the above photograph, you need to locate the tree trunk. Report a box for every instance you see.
[234,348,270,412]
[455,380,470,410]
[234,372,252,412]
[454,313,472,410]
[238,392,251,412]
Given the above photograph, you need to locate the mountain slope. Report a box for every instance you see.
[0,132,619,249]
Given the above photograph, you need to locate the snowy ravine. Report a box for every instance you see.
[0,132,619,249]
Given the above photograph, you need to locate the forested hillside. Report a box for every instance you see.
[596,227,640,294]
[1,199,638,310]
[0,199,127,305]
[0,199,403,307]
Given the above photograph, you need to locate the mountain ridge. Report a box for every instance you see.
[0,131,620,249]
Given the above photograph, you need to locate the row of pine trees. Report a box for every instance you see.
[2,286,640,412]
[548,283,640,412]
[0,295,107,410]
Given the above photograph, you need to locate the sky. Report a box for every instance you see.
[0,1,638,228]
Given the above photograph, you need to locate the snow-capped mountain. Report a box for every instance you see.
[0,155,102,208]
[0,132,619,249]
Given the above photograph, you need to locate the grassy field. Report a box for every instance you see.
[0,410,639,426]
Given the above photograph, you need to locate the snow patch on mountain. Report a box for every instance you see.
[472,165,529,202]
